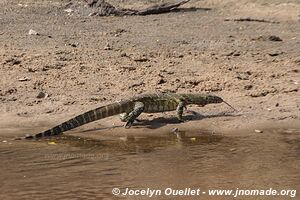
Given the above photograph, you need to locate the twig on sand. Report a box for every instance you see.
[224,17,279,24]
[85,0,190,16]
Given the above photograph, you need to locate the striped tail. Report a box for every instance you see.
[24,101,131,139]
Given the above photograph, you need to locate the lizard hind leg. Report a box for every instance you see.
[124,102,144,128]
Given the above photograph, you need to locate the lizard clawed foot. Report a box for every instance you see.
[125,120,134,129]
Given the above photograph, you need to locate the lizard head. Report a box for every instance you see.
[183,94,237,111]
[183,94,223,106]
[205,94,223,104]
[205,95,237,111]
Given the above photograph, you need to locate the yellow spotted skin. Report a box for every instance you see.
[23,93,223,139]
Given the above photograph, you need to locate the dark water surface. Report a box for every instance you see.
[0,129,299,199]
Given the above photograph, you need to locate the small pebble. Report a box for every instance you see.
[157,78,166,85]
[18,77,30,82]
[69,43,77,47]
[18,3,28,7]
[47,141,56,145]
[36,91,48,99]
[104,43,112,50]
[64,8,73,13]
[254,129,263,133]
[268,35,282,41]
[171,128,179,133]
[2,140,7,143]
[119,137,127,141]
[28,29,39,35]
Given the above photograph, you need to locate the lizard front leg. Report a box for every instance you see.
[176,101,187,122]
[124,102,144,128]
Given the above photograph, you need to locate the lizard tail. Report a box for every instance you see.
[23,101,131,140]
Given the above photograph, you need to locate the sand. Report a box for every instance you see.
[0,0,299,138]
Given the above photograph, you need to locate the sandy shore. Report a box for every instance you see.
[0,0,299,138]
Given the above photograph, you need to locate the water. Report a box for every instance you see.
[0,128,299,199]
